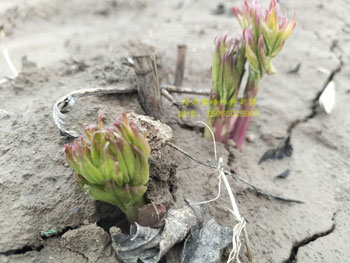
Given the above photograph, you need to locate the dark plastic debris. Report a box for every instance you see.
[110,204,202,263]
[274,168,291,180]
[181,219,233,263]
[259,136,293,164]
[212,4,225,15]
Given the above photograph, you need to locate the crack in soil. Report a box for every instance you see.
[225,145,235,166]
[64,246,90,262]
[1,225,80,256]
[259,42,344,164]
[1,244,44,256]
[283,212,337,263]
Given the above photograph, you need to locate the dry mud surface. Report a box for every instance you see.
[0,0,349,262]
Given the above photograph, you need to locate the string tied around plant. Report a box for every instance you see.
[192,121,252,263]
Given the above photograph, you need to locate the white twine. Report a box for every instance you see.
[1,30,19,78]
[193,121,247,263]
[3,48,18,77]
[228,217,246,262]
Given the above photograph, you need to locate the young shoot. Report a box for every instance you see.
[64,114,151,223]
[207,0,296,149]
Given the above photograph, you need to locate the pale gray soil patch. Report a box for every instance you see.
[0,0,349,262]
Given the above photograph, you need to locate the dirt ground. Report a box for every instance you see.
[0,0,349,262]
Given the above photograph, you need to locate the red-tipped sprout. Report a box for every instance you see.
[64,114,151,223]
[208,0,296,149]
[206,33,246,143]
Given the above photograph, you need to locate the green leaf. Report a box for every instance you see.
[79,158,104,184]
[246,45,259,73]
[119,139,135,180]
[88,184,123,208]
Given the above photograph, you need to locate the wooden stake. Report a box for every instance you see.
[174,45,187,87]
[133,55,163,120]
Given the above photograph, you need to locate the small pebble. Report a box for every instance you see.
[228,139,236,148]
[0,109,12,120]
[246,133,255,143]
[274,169,290,180]
[287,62,301,74]
[212,4,225,15]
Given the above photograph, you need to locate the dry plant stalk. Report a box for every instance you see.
[174,44,187,87]
[53,86,136,137]
[133,55,163,120]
[53,84,209,138]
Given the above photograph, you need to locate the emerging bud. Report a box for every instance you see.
[64,114,151,222]
[243,29,260,73]
[208,0,296,148]
[212,33,246,104]
[233,0,254,29]
[261,0,296,58]
[207,33,247,142]
[234,0,296,75]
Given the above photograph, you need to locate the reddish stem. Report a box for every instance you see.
[231,69,260,149]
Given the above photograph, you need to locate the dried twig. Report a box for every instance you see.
[168,142,304,204]
[53,86,136,137]
[161,88,182,109]
[53,84,208,137]
[161,84,210,96]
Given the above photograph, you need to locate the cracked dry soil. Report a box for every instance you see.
[0,0,349,262]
